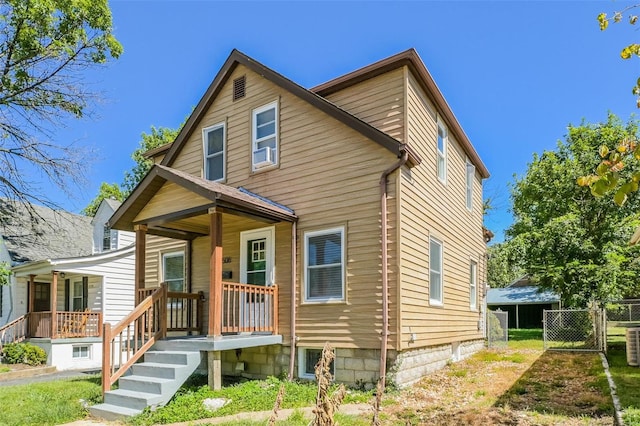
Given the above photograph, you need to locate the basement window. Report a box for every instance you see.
[72,345,91,359]
[298,347,335,380]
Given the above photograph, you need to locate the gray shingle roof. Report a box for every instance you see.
[0,199,93,265]
[487,286,560,305]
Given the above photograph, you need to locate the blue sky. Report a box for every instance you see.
[48,1,639,241]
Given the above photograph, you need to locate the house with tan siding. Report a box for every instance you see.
[92,48,490,419]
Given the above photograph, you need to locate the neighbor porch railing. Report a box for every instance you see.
[222,282,278,334]
[0,315,28,348]
[27,311,102,339]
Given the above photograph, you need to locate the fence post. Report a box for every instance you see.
[102,323,111,396]
[542,310,547,350]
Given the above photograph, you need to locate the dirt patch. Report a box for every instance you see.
[383,348,614,425]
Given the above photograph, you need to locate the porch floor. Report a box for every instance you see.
[153,334,282,351]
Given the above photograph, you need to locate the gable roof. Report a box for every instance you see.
[159,49,421,169]
[312,49,489,179]
[109,165,297,235]
[0,199,92,265]
[91,198,122,225]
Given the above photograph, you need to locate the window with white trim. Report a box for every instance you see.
[102,225,112,251]
[429,238,443,305]
[470,260,477,310]
[298,347,335,380]
[162,251,185,292]
[72,345,90,359]
[304,227,345,302]
[252,101,278,170]
[466,160,475,211]
[203,122,225,181]
[72,280,85,311]
[437,118,447,183]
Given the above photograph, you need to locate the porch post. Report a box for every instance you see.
[50,271,58,338]
[134,224,147,305]
[208,208,223,338]
[28,274,35,314]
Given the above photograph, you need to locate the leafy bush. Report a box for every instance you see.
[1,343,47,366]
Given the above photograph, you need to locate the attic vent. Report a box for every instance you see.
[233,76,246,101]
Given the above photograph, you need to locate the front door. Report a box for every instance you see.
[33,282,50,312]
[240,227,274,328]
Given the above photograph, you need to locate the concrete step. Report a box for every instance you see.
[144,350,198,365]
[88,403,142,421]
[92,349,201,421]
[104,388,165,411]
[118,375,173,394]
[131,362,179,379]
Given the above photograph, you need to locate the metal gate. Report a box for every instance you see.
[543,309,606,352]
[487,309,508,348]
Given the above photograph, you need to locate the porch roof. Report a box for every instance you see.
[109,165,297,236]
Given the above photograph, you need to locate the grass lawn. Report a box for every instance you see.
[0,329,620,425]
[0,374,102,426]
[606,342,640,425]
[128,375,372,425]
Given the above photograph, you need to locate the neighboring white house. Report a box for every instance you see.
[0,199,136,370]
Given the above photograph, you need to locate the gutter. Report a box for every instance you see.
[288,221,298,379]
[379,148,409,389]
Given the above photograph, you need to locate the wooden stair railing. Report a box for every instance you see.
[0,314,29,350]
[102,284,167,395]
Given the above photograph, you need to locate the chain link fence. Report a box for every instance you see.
[487,309,508,348]
[543,309,606,352]
[606,300,640,323]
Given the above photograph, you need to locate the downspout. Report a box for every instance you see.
[379,148,409,389]
[288,220,298,379]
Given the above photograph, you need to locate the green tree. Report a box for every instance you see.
[509,114,640,306]
[0,0,122,211]
[81,182,124,216]
[487,240,525,288]
[84,124,180,216]
[122,126,180,194]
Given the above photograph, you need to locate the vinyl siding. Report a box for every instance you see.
[321,68,405,142]
[399,70,486,350]
[148,64,401,349]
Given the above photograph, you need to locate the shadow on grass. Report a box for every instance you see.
[494,350,613,419]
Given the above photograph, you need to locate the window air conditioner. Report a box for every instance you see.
[253,147,274,168]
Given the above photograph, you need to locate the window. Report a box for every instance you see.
[203,123,225,181]
[466,160,475,211]
[252,101,278,170]
[437,118,447,182]
[304,227,345,302]
[102,224,111,251]
[429,238,443,305]
[298,347,335,380]
[72,280,86,311]
[72,345,90,359]
[470,260,477,310]
[163,251,185,292]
